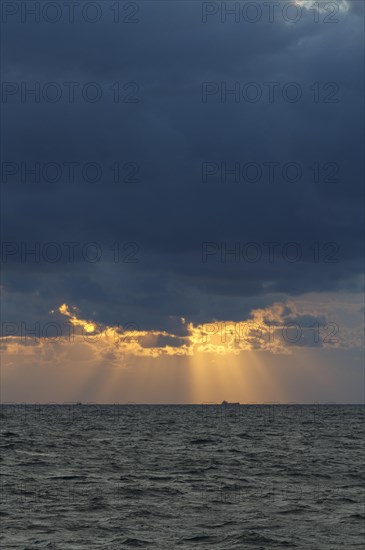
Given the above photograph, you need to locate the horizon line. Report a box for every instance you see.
[1,402,364,406]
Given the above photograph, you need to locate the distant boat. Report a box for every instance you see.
[221,400,240,406]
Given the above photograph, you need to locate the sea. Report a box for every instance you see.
[1,404,364,549]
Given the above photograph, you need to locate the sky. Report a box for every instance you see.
[0,0,364,403]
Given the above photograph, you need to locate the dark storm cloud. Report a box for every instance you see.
[1,1,363,330]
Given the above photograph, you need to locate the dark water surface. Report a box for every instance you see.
[1,405,364,549]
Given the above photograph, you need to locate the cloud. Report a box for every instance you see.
[2,295,363,369]
[1,1,363,403]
